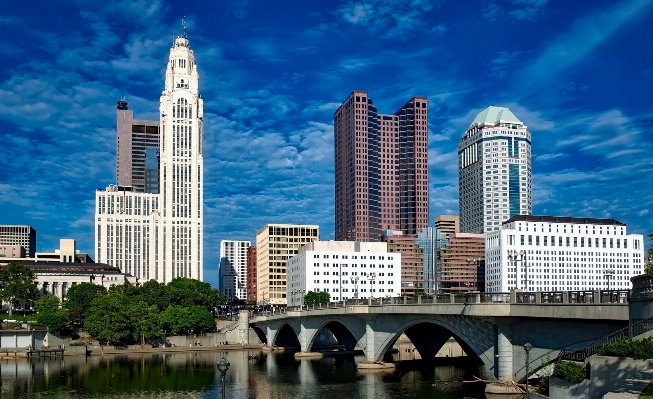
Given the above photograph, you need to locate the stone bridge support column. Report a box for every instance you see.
[266,326,274,347]
[497,323,513,381]
[238,310,249,345]
[365,323,376,362]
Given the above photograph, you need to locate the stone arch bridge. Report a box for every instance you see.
[247,295,628,381]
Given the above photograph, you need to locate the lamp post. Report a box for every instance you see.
[523,343,532,396]
[350,276,359,299]
[466,257,481,291]
[217,357,230,399]
[508,250,528,291]
[603,269,615,291]
[368,273,376,303]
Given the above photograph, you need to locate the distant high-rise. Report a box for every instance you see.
[334,90,429,242]
[256,224,319,305]
[434,215,459,238]
[458,106,531,233]
[144,147,160,194]
[416,227,448,294]
[219,240,250,301]
[95,25,204,283]
[0,225,36,258]
[116,100,160,192]
[247,246,257,302]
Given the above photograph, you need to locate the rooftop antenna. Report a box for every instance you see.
[183,16,187,38]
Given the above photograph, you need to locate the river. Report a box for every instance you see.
[0,350,487,398]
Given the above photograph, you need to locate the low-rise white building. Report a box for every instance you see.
[287,241,401,305]
[485,215,645,292]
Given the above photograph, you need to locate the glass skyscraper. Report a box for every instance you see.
[458,106,532,233]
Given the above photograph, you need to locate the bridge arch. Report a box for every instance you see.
[373,317,492,368]
[305,318,363,353]
[251,326,267,345]
[273,323,300,347]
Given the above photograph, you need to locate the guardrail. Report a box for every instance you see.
[557,316,653,362]
[253,290,629,318]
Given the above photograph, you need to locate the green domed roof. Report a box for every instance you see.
[469,106,521,128]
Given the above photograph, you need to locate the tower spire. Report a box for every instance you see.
[182,16,187,38]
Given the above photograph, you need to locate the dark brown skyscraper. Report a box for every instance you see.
[334,90,429,242]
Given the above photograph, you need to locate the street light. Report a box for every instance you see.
[350,276,359,299]
[603,269,615,291]
[217,357,230,399]
[523,343,532,395]
[467,257,481,291]
[368,273,376,303]
[508,250,528,291]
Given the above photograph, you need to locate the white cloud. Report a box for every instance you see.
[338,0,438,39]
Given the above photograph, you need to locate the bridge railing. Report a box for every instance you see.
[558,316,653,362]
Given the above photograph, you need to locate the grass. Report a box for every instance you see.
[639,380,653,398]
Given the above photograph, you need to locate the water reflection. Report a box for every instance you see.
[0,351,486,398]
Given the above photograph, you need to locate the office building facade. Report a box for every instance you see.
[485,215,645,292]
[116,100,160,192]
[439,233,485,293]
[95,30,204,283]
[458,106,531,234]
[256,224,319,305]
[247,246,257,302]
[0,225,36,258]
[416,227,448,294]
[219,240,250,301]
[434,215,459,238]
[287,241,401,304]
[334,90,429,242]
[382,230,424,295]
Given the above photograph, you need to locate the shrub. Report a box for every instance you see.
[596,337,653,360]
[553,361,586,384]
[69,342,86,346]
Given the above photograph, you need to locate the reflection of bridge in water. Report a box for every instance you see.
[248,290,630,381]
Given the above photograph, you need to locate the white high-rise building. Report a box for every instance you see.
[94,27,204,283]
[286,241,401,305]
[219,240,251,301]
[458,106,531,234]
[485,215,645,293]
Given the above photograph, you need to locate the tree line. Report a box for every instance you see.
[0,262,226,345]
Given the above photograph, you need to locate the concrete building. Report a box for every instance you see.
[434,215,459,238]
[440,233,485,293]
[144,147,160,194]
[219,240,250,301]
[287,241,401,305]
[416,227,448,294]
[0,239,134,300]
[256,224,319,305]
[334,91,429,242]
[0,225,36,258]
[247,246,257,302]
[458,106,531,234]
[0,239,93,264]
[382,230,424,295]
[484,215,646,293]
[116,100,160,192]
[95,27,204,283]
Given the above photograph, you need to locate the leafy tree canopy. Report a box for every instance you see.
[163,305,215,335]
[34,295,69,333]
[0,262,39,316]
[303,291,330,306]
[85,293,132,344]
[127,301,163,343]
[166,278,225,310]
[64,282,107,318]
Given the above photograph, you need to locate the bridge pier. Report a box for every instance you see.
[239,310,249,345]
[496,323,513,381]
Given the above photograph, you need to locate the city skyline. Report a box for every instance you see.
[1,1,652,289]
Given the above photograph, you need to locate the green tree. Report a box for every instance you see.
[303,291,330,306]
[128,301,162,345]
[85,293,131,344]
[64,283,107,322]
[166,278,225,310]
[108,282,141,297]
[0,262,39,317]
[163,306,215,335]
[140,280,170,311]
[34,295,69,333]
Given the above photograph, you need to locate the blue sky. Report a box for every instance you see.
[1,0,653,289]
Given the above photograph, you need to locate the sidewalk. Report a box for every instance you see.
[603,368,653,398]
